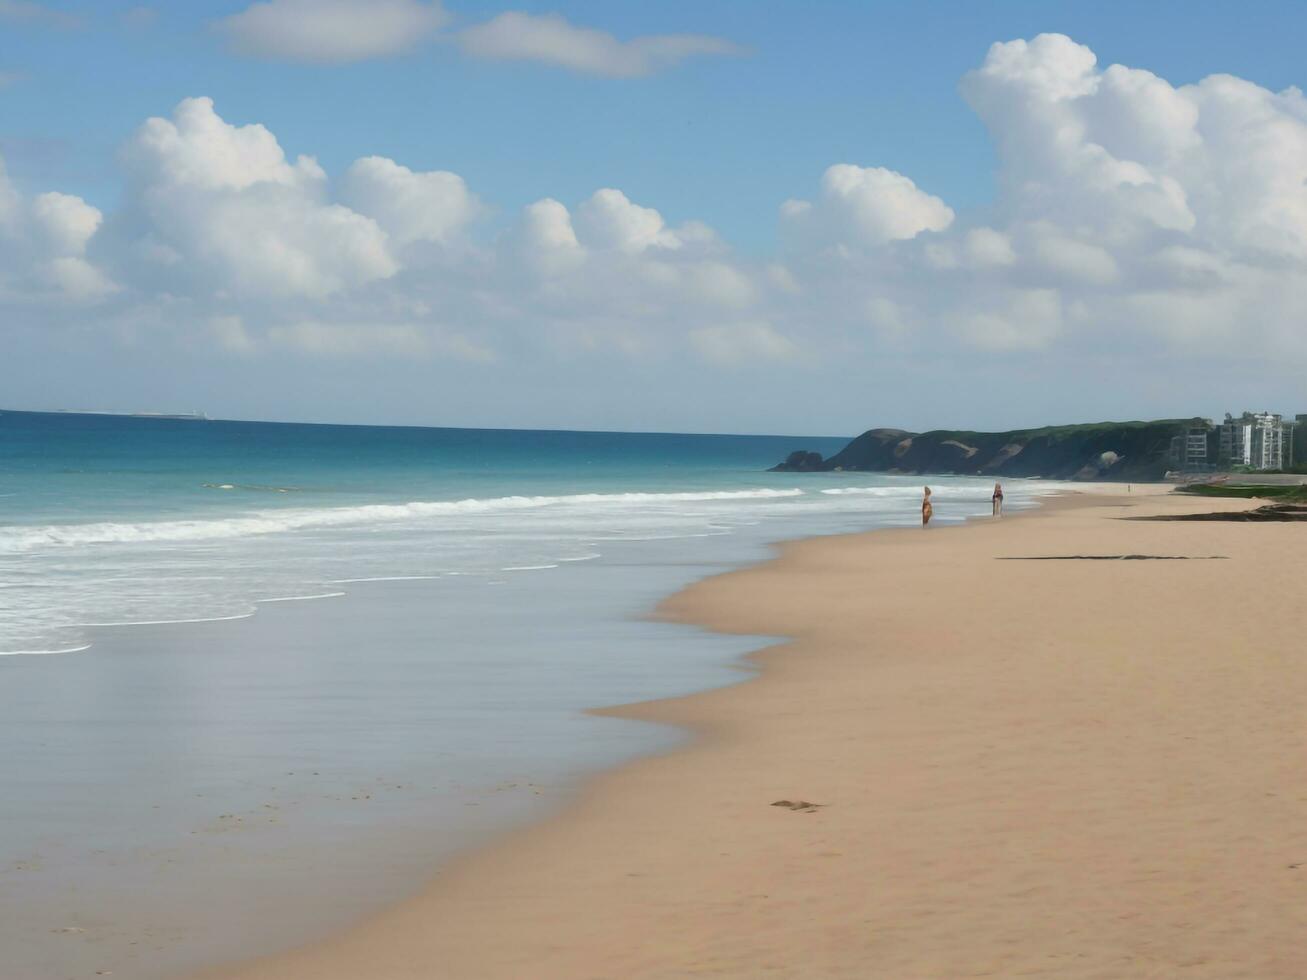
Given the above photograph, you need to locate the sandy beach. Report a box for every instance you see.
[194,486,1307,980]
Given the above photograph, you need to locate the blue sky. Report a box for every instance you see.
[3,1,1307,433]
[7,0,1306,249]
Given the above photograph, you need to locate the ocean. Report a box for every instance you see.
[0,410,1060,978]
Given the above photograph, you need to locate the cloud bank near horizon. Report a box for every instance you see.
[5,34,1307,423]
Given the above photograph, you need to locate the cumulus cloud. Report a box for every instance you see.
[214,0,446,63]
[510,197,585,277]
[783,164,954,248]
[126,95,318,191]
[783,31,1307,355]
[0,153,115,301]
[960,34,1198,239]
[120,97,397,298]
[457,11,740,77]
[574,188,683,253]
[341,156,481,246]
[9,34,1307,420]
[910,31,1307,354]
[30,192,102,255]
[43,256,120,301]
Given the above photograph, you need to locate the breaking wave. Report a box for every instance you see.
[0,488,806,553]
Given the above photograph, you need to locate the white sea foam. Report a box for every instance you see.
[820,486,923,496]
[328,575,445,584]
[0,644,92,656]
[256,592,346,603]
[0,488,806,554]
[589,530,733,541]
[79,611,256,628]
[0,475,1059,656]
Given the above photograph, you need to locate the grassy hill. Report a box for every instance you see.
[773,420,1190,481]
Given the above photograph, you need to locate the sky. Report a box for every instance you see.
[3,0,1307,435]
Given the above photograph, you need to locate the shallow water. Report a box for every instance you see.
[0,411,1060,978]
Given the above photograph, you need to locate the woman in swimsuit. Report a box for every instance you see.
[922,486,933,528]
[992,481,1004,518]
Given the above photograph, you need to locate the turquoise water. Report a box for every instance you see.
[1,411,854,655]
[0,410,1062,978]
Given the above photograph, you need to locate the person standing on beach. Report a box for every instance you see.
[922,486,933,528]
[992,481,1004,518]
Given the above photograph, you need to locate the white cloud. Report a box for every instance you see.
[209,314,255,353]
[341,156,481,246]
[574,188,682,253]
[0,153,117,301]
[41,257,118,300]
[30,192,101,256]
[511,197,586,277]
[963,228,1016,268]
[924,226,1017,270]
[1022,224,1119,285]
[268,320,432,356]
[687,262,755,308]
[457,11,739,78]
[864,296,911,338]
[267,320,493,360]
[520,198,579,251]
[689,321,798,365]
[0,154,22,231]
[766,263,801,294]
[121,97,397,298]
[960,34,1198,239]
[959,289,1063,351]
[10,35,1307,425]
[126,96,318,191]
[214,0,446,63]
[784,165,954,248]
[0,1,81,29]
[892,31,1307,354]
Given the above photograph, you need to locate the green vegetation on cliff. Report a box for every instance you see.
[773,419,1188,481]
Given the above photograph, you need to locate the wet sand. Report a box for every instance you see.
[195,486,1307,979]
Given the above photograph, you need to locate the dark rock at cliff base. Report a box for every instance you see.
[770,450,825,472]
[771,420,1191,482]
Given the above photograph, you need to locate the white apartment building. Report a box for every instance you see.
[1218,411,1292,470]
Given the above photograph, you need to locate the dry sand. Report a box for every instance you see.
[196,487,1307,979]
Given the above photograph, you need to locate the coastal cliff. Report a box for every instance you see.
[773,420,1188,481]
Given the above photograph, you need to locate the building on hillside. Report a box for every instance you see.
[1218,411,1291,470]
[1168,419,1214,472]
[1295,415,1307,467]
